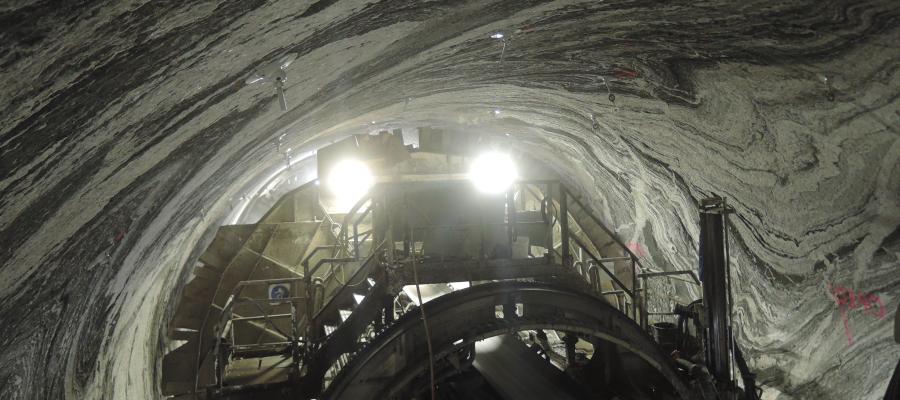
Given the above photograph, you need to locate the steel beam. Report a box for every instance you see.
[394,258,565,284]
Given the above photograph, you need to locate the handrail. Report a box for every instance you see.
[314,201,353,260]
[306,192,375,319]
[352,205,374,258]
[233,296,306,305]
[311,242,384,324]
[639,270,701,286]
[561,186,649,274]
[207,272,313,386]
[299,194,377,341]
[637,270,702,329]
[517,182,638,311]
[334,195,373,257]
[318,195,375,290]
[305,239,386,345]
[520,183,557,260]
[303,254,355,335]
[600,289,627,312]
[208,177,703,393]
[570,235,635,299]
[518,181,688,329]
[235,277,306,288]
[212,281,307,344]
[301,245,342,272]
[201,188,375,392]
[557,184,651,325]
[317,202,342,234]
[307,257,357,280]
[196,190,325,392]
[304,193,379,314]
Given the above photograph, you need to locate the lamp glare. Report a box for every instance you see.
[469,152,517,194]
[327,159,373,207]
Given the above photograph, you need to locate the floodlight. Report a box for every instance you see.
[468,152,517,194]
[326,159,374,207]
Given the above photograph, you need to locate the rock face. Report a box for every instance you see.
[0,1,897,399]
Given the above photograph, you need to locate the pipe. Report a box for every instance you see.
[699,197,731,383]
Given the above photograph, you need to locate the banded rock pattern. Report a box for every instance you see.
[0,1,898,399]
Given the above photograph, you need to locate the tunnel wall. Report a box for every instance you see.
[0,1,898,399]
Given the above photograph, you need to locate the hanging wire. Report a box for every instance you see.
[334,238,388,287]
[409,224,437,400]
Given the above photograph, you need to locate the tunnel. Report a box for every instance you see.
[1,1,899,399]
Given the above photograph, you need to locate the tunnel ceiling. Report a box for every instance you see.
[0,0,898,399]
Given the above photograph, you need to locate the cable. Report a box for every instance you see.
[332,238,388,287]
[410,224,436,400]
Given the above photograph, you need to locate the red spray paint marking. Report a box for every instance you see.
[515,25,538,34]
[113,229,128,244]
[827,284,887,345]
[612,68,640,80]
[626,242,647,258]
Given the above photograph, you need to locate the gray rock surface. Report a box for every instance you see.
[0,1,898,399]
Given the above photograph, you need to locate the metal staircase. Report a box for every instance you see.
[163,178,708,399]
[162,182,363,398]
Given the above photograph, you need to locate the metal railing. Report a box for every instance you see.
[517,181,702,331]
[301,195,377,340]
[333,196,374,259]
[276,179,702,369]
[515,181,644,323]
[637,270,701,328]
[205,178,703,392]
[211,277,306,387]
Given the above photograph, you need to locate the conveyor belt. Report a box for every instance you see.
[473,335,583,400]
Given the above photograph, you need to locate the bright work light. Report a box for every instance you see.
[468,152,517,194]
[326,159,374,207]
